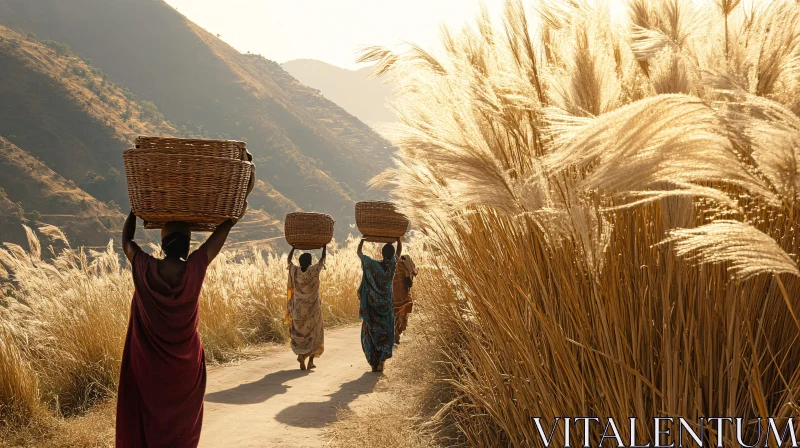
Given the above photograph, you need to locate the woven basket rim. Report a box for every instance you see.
[286,211,335,219]
[355,200,401,207]
[134,135,246,145]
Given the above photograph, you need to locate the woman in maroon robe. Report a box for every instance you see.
[115,208,242,448]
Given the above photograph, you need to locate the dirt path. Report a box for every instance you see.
[199,325,380,448]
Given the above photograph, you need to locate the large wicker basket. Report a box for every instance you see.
[124,137,255,232]
[284,212,334,250]
[355,201,409,243]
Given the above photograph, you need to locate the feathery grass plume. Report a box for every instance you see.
[664,219,799,280]
[356,46,398,79]
[22,226,40,263]
[630,26,680,61]
[715,0,742,60]
[545,5,622,117]
[723,0,800,103]
[629,0,706,97]
[533,0,585,31]
[501,0,544,105]
[543,94,774,205]
[37,225,70,248]
[703,89,800,207]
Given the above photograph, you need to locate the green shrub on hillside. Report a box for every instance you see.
[80,168,121,203]
[42,40,72,57]
[105,200,119,212]
[70,65,87,78]
[25,210,40,224]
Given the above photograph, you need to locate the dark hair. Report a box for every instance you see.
[382,243,396,260]
[161,232,190,260]
[299,253,312,271]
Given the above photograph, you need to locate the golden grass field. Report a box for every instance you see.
[0,226,364,434]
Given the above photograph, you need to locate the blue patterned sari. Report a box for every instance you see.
[358,253,397,369]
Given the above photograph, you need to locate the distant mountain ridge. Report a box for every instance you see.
[282,59,396,128]
[0,0,395,247]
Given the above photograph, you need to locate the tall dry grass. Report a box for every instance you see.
[0,226,362,426]
[364,0,800,445]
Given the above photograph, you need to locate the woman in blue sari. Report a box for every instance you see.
[357,237,402,372]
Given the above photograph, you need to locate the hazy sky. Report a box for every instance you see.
[163,0,514,69]
[162,1,716,71]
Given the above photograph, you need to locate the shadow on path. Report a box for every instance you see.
[204,369,312,405]
[275,372,380,428]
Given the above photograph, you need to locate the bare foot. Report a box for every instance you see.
[297,354,306,371]
[376,360,385,372]
[307,356,316,369]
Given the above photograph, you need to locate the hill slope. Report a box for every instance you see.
[0,135,121,247]
[0,26,284,246]
[0,0,394,239]
[283,59,397,128]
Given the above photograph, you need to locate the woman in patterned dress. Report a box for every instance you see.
[357,237,402,372]
[287,246,326,370]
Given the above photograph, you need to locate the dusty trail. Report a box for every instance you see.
[199,325,381,448]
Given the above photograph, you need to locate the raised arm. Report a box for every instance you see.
[199,219,234,263]
[122,211,141,264]
[357,239,365,256]
[200,199,249,262]
[287,247,296,267]
[396,237,403,258]
[319,245,327,264]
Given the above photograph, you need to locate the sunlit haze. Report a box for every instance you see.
[163,0,515,69]
[165,1,626,69]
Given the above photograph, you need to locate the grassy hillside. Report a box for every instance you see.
[0,136,122,247]
[0,0,394,237]
[283,59,397,127]
[0,26,284,246]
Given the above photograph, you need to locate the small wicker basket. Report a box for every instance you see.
[355,201,409,242]
[284,212,334,249]
[124,137,255,232]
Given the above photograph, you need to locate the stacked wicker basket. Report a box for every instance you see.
[355,201,409,243]
[124,136,255,231]
[284,212,335,249]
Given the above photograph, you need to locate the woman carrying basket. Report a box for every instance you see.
[287,246,327,370]
[392,254,418,345]
[115,205,245,448]
[357,237,402,372]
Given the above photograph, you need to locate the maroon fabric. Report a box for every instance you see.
[116,248,210,448]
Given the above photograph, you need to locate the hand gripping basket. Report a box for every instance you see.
[355,201,409,243]
[124,136,255,232]
[284,212,335,250]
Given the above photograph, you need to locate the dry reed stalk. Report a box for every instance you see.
[0,323,40,427]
